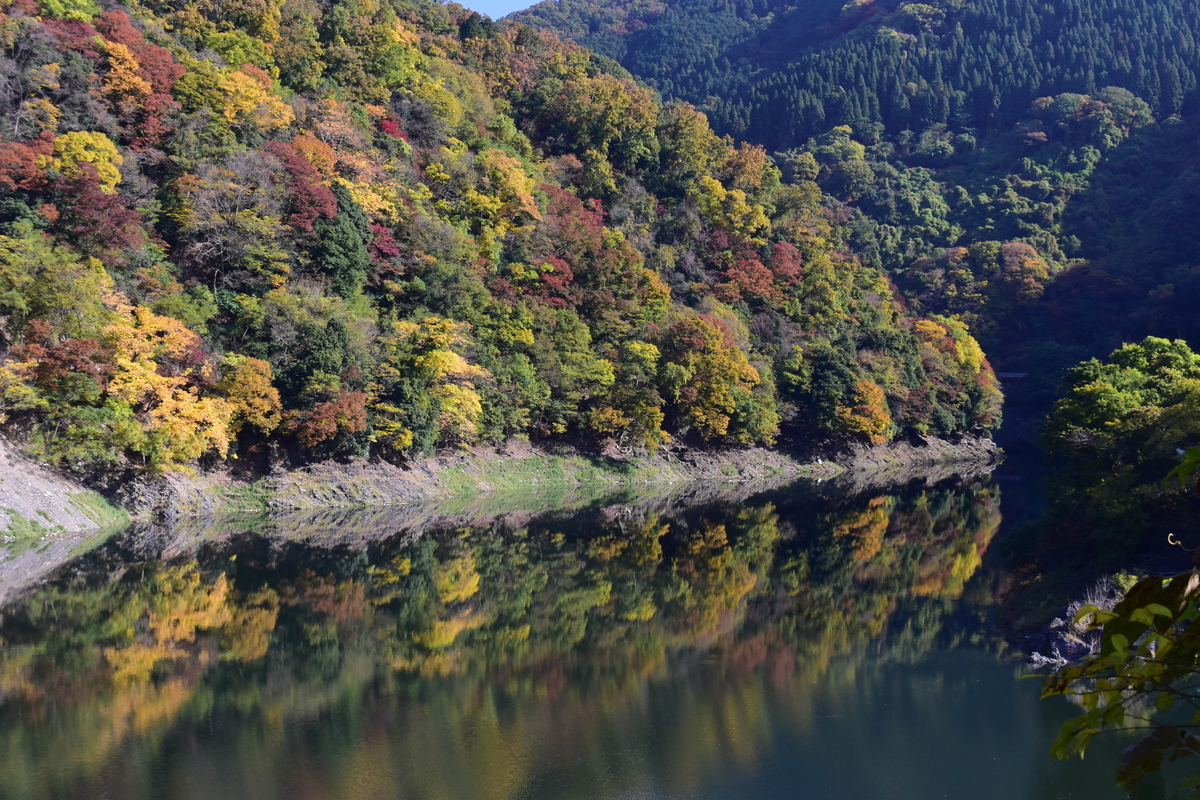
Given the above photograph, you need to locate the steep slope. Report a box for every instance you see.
[0,0,999,481]
[515,0,1200,643]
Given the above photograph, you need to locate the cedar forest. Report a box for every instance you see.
[0,0,1004,477]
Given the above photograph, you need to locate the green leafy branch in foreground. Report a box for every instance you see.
[1043,570,1200,797]
[1044,444,1200,798]
[1044,445,1200,799]
[1169,448,1200,494]
[1046,448,1200,796]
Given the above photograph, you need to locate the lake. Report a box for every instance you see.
[0,473,1131,799]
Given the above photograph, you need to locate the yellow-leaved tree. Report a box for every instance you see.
[101,40,153,104]
[215,355,282,437]
[103,292,234,472]
[657,315,773,442]
[217,69,295,131]
[689,175,771,245]
[44,131,124,193]
[836,379,893,444]
[372,317,491,454]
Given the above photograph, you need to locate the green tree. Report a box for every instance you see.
[0,223,113,344]
[312,183,371,298]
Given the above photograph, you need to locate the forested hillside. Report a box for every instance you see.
[516,0,1200,406]
[513,0,1200,146]
[0,0,1000,478]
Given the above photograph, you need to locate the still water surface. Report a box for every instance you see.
[0,476,1129,799]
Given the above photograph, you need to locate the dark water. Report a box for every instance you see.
[0,476,1130,799]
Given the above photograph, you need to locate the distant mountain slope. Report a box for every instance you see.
[513,0,1200,149]
[514,0,1200,409]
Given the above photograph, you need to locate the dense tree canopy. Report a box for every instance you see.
[515,0,1200,148]
[0,0,1000,475]
[519,0,1200,411]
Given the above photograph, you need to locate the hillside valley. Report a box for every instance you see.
[0,0,1003,492]
[515,0,1200,608]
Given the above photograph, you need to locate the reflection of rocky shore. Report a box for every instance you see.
[0,443,999,607]
[824,434,1001,496]
[0,528,115,606]
[0,431,999,610]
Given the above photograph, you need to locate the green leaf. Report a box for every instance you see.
[1132,607,1157,625]
[1168,446,1200,487]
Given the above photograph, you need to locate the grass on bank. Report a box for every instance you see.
[68,491,130,530]
[0,496,128,563]
[213,482,271,516]
[436,453,642,498]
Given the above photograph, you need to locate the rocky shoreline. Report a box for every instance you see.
[1,433,1002,532]
[0,432,1000,606]
[116,435,1001,523]
[0,443,129,536]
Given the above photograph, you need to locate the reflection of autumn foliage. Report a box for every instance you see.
[833,496,890,560]
[0,481,1001,796]
[433,552,482,603]
[0,564,251,778]
[294,573,366,622]
[411,610,488,651]
[219,588,280,662]
[788,482,1002,676]
[105,567,232,685]
[669,522,760,637]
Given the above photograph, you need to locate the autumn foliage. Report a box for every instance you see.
[0,0,1001,475]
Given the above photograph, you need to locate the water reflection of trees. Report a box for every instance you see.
[0,479,1001,799]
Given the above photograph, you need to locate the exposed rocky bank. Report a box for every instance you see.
[0,434,1000,604]
[3,434,1001,531]
[0,442,128,535]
